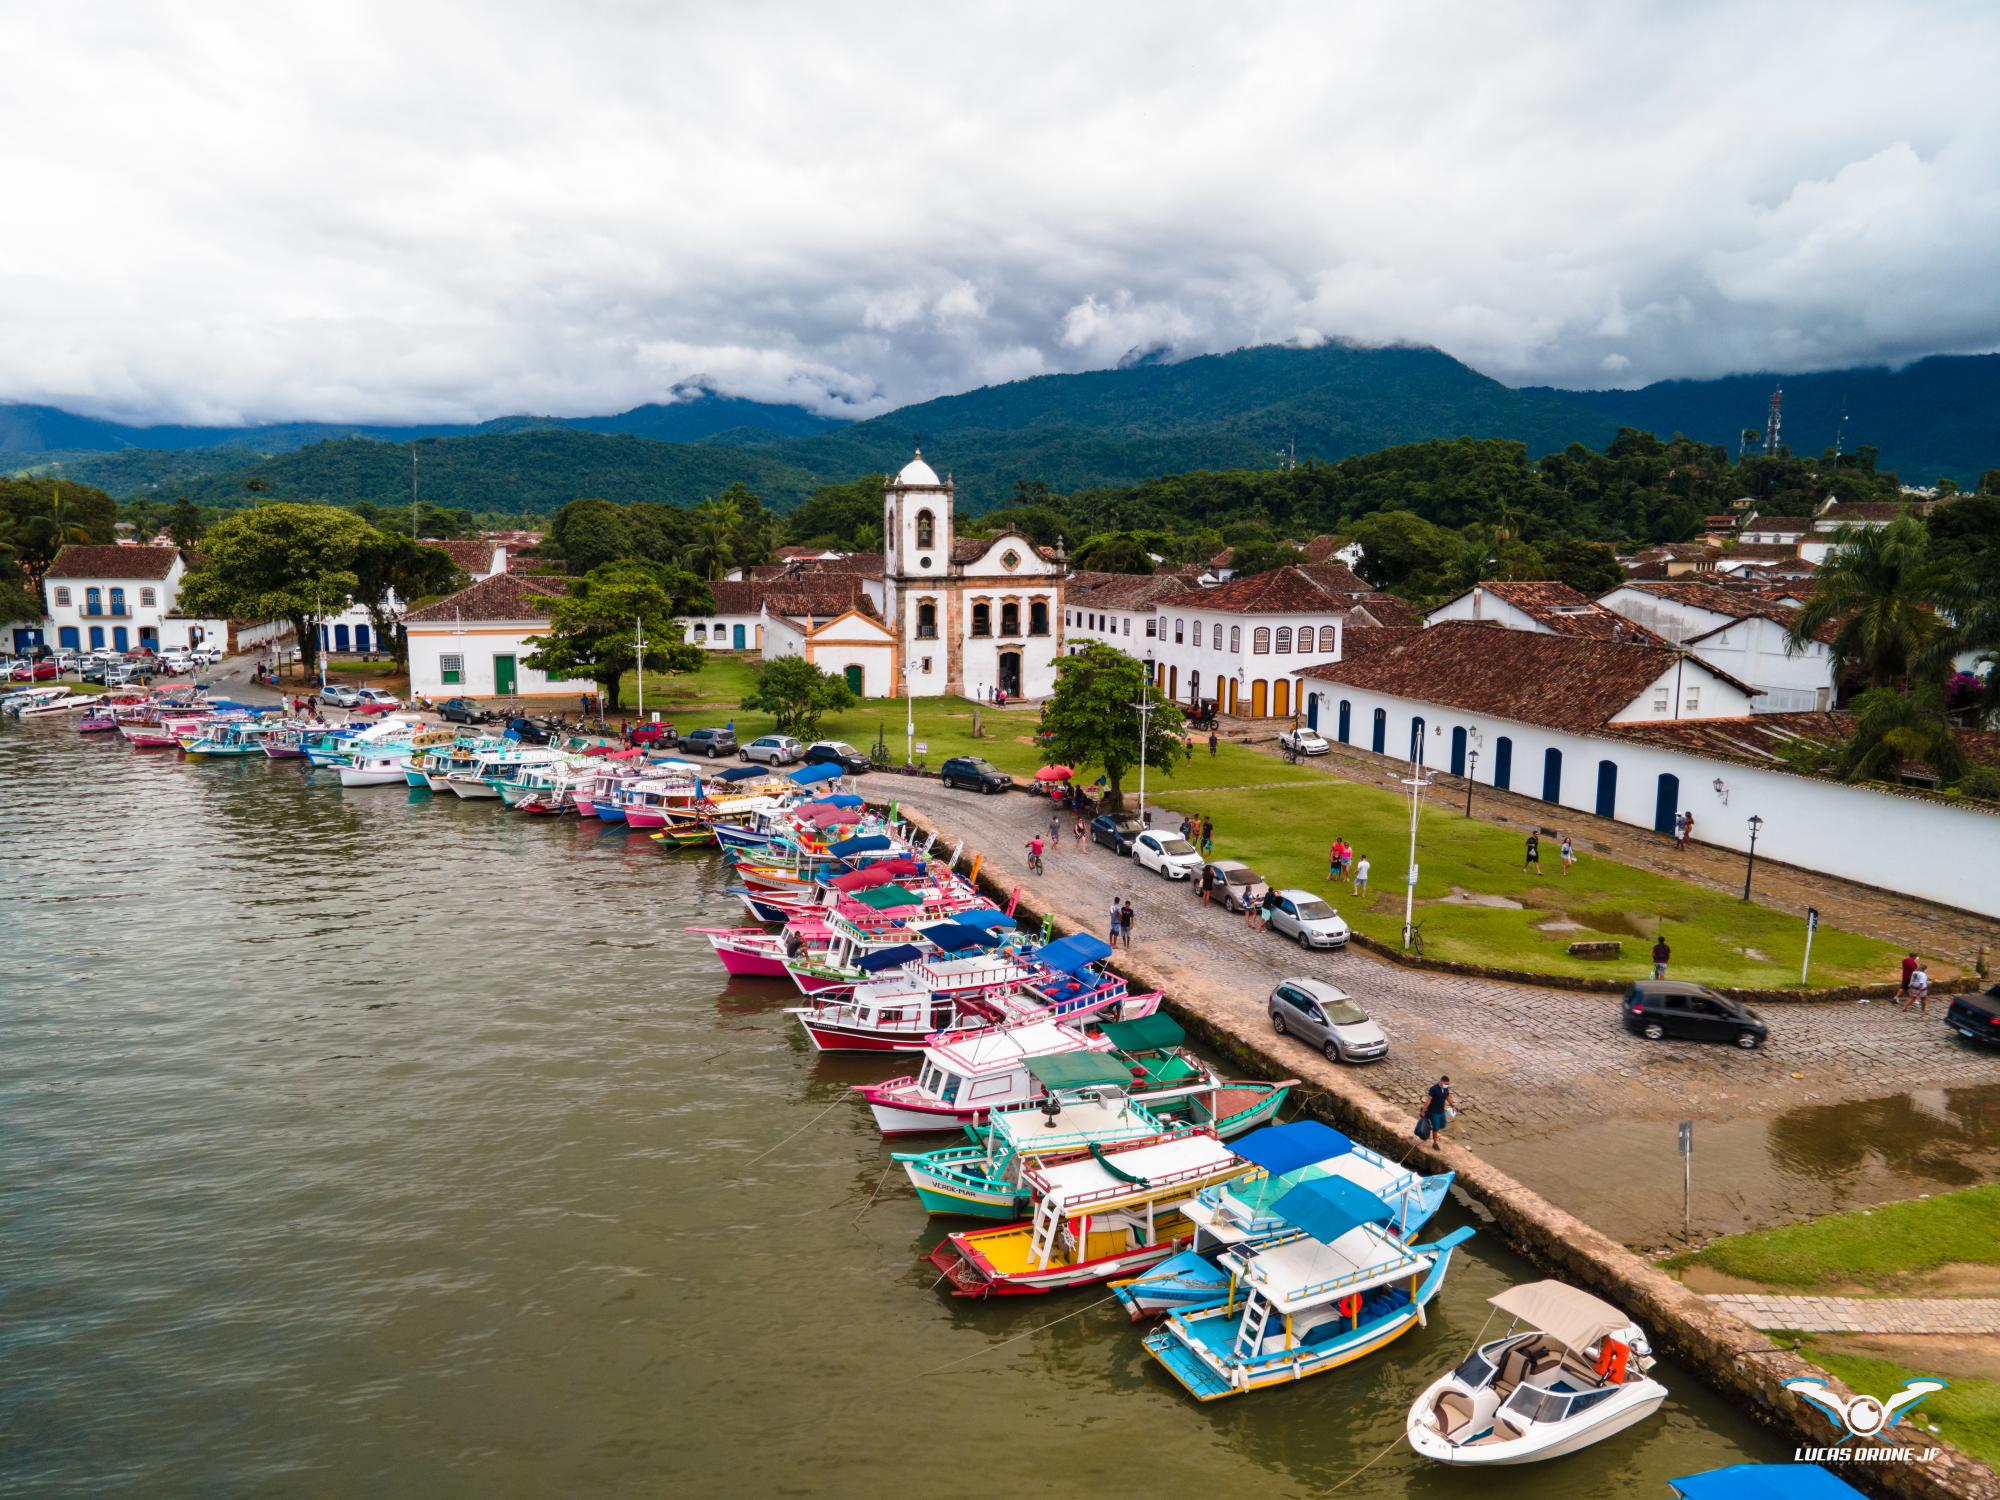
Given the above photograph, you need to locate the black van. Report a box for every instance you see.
[1622,981,1768,1050]
[1947,984,2000,1046]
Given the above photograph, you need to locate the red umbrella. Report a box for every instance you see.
[1034,765,1074,782]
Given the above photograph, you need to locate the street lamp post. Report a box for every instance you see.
[1742,814,1763,901]
[635,615,647,723]
[1131,653,1156,817]
[1464,749,1479,816]
[1402,732,1432,949]
[904,661,915,767]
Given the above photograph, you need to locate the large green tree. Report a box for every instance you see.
[175,503,376,674]
[0,478,118,582]
[1833,682,1968,785]
[1786,515,1954,691]
[522,561,702,712]
[1039,643,1186,812]
[741,656,857,740]
[352,534,464,667]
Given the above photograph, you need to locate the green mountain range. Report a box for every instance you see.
[9,341,1997,513]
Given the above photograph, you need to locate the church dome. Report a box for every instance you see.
[896,451,941,487]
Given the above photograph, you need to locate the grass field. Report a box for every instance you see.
[617,656,1900,987]
[1800,1339,2000,1468]
[1665,1186,2000,1290]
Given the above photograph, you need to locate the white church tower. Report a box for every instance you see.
[884,446,955,697]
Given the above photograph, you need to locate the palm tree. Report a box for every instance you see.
[1786,515,1954,689]
[686,496,741,581]
[1834,683,1967,785]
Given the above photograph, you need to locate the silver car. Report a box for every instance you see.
[741,734,805,765]
[1268,978,1388,1064]
[1263,887,1351,949]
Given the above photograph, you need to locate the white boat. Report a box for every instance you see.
[17,691,93,717]
[3,685,76,717]
[446,745,556,798]
[1405,1280,1669,1465]
[337,744,417,787]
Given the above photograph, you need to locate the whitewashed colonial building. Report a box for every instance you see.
[1598,581,1836,713]
[43,544,227,655]
[1426,581,1658,643]
[403,574,588,700]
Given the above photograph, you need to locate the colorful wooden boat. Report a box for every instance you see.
[856,1020,1120,1136]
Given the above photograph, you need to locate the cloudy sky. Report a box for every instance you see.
[5,1,1999,426]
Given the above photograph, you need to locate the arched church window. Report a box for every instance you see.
[1029,601,1048,635]
[971,602,991,637]
[917,600,938,640]
[916,511,935,549]
[1000,602,1020,636]
[1275,626,1292,652]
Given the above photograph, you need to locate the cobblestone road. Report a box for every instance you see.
[1708,1296,2000,1334]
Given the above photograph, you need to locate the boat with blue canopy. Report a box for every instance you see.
[1669,1467,1865,1498]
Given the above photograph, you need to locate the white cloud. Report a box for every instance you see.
[2,0,1998,425]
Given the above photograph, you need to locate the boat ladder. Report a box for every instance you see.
[1234,1295,1273,1359]
[1028,1197,1064,1269]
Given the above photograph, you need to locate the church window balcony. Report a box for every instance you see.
[916,601,938,639]
[1029,601,1049,636]
[970,603,991,638]
[1000,603,1021,636]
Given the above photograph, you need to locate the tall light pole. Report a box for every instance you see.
[635,615,647,723]
[1743,814,1763,902]
[904,660,915,766]
[1402,729,1433,949]
[1131,652,1156,817]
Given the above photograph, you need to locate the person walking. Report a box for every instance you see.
[1417,1076,1453,1140]
[1199,816,1213,855]
[1559,834,1575,875]
[1651,934,1671,980]
[1679,811,1695,850]
[1120,900,1135,949]
[1893,950,1919,1005]
[1048,812,1061,846]
[1184,736,1193,763]
[1351,855,1370,898]
[1901,962,1931,1015]
[1073,816,1086,848]
[1179,815,1193,841]
[1026,834,1044,874]
[1108,896,1123,947]
[1524,831,1541,875]
[1208,731,1218,757]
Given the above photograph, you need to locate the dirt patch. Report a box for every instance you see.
[1908,1263,2000,1298]
[1740,946,1773,963]
[1437,886,1524,910]
[1577,907,1660,940]
[1839,1332,2000,1382]
[1670,1264,1788,1296]
[1538,918,1586,935]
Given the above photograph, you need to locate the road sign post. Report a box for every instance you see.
[1801,906,1819,986]
[1678,1120,1693,1243]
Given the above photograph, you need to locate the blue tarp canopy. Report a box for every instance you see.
[1033,932,1114,975]
[1272,1175,1395,1245]
[715,765,765,782]
[954,907,1017,932]
[787,761,842,785]
[919,922,1002,953]
[1670,1467,1865,1500]
[1230,1120,1354,1178]
[856,943,922,973]
[821,792,863,808]
[828,833,892,856]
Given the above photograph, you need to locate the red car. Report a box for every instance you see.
[352,688,403,715]
[629,722,676,746]
[10,659,58,681]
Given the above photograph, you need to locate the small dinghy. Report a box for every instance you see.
[1406,1280,1668,1466]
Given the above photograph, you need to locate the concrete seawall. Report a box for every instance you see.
[892,800,2000,1500]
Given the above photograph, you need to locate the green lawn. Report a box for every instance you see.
[1664,1186,2000,1290]
[612,657,1898,987]
[1800,1339,2000,1468]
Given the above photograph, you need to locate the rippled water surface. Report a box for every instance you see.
[0,720,1788,1496]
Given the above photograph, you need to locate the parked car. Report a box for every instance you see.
[1090,813,1144,855]
[10,659,58,682]
[1279,727,1330,757]
[103,663,140,686]
[438,696,495,724]
[806,740,871,774]
[1268,979,1388,1064]
[1198,859,1265,912]
[1132,829,1204,880]
[1946,984,2000,1046]
[1622,981,1768,1050]
[352,688,402,715]
[680,727,738,758]
[939,755,1011,794]
[1263,887,1351,949]
[741,734,805,766]
[320,683,363,709]
[189,647,222,665]
[629,721,675,746]
[506,715,552,746]
[78,660,119,684]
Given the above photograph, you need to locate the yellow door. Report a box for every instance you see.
[1169,666,1178,701]
[1226,679,1239,715]
[1273,680,1290,719]
[1251,679,1268,718]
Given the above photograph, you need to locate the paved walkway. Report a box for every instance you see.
[1709,1295,2000,1334]
[1217,717,2000,972]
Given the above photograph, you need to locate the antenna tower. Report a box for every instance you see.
[1763,385,1783,457]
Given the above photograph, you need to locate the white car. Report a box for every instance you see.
[320,683,363,708]
[1264,887,1351,949]
[1132,830,1205,880]
[741,734,805,765]
[1279,727,1330,756]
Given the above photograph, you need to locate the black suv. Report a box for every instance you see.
[939,756,1011,793]
[1622,980,1768,1050]
[806,740,871,774]
[680,727,738,758]
[438,697,495,724]
[1090,813,1144,855]
[1947,984,2000,1046]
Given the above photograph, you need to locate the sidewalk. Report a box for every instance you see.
[1709,1295,2000,1334]
[1219,718,2000,973]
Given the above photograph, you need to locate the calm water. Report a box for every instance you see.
[0,719,1787,1497]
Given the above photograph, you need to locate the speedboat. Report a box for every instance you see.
[1406,1280,1669,1465]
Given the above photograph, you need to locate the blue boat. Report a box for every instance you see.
[1669,1465,1866,1498]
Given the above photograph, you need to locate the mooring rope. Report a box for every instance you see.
[850,1159,898,1223]
[918,1291,1120,1377]
[738,1097,846,1171]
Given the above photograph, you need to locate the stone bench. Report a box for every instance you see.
[1567,940,1622,959]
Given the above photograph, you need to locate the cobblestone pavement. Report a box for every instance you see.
[1220,722,2000,972]
[1708,1295,2000,1334]
[882,776,2000,1146]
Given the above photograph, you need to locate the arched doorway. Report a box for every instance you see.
[354,624,371,652]
[1226,679,1239,715]
[1337,700,1351,744]
[1272,680,1290,719]
[1250,679,1268,718]
[1370,708,1386,754]
[998,651,1022,697]
[1306,693,1319,730]
[1168,665,1178,701]
[1595,760,1618,818]
[334,623,350,652]
[844,665,863,695]
[1542,747,1563,804]
[113,626,129,652]
[1493,736,1512,790]
[1409,715,1426,763]
[1654,773,1680,834]
[1189,670,1201,708]
[733,623,746,649]
[1450,725,1467,776]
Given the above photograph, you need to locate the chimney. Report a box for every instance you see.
[1472,585,1483,621]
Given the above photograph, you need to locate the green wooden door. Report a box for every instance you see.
[844,665,863,694]
[494,654,517,695]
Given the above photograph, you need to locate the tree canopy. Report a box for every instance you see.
[175,503,377,671]
[1039,643,1187,811]
[521,561,704,712]
[740,656,857,740]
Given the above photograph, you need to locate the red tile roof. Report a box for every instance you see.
[808,551,885,578]
[48,543,182,580]
[1446,581,1665,643]
[404,573,570,623]
[1602,713,2000,781]
[1067,573,1191,610]
[765,576,875,619]
[1817,501,1906,523]
[1294,622,1747,732]
[1179,564,1388,615]
[420,538,501,573]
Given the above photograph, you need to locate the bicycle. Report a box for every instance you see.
[1025,846,1045,875]
[1404,921,1426,960]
